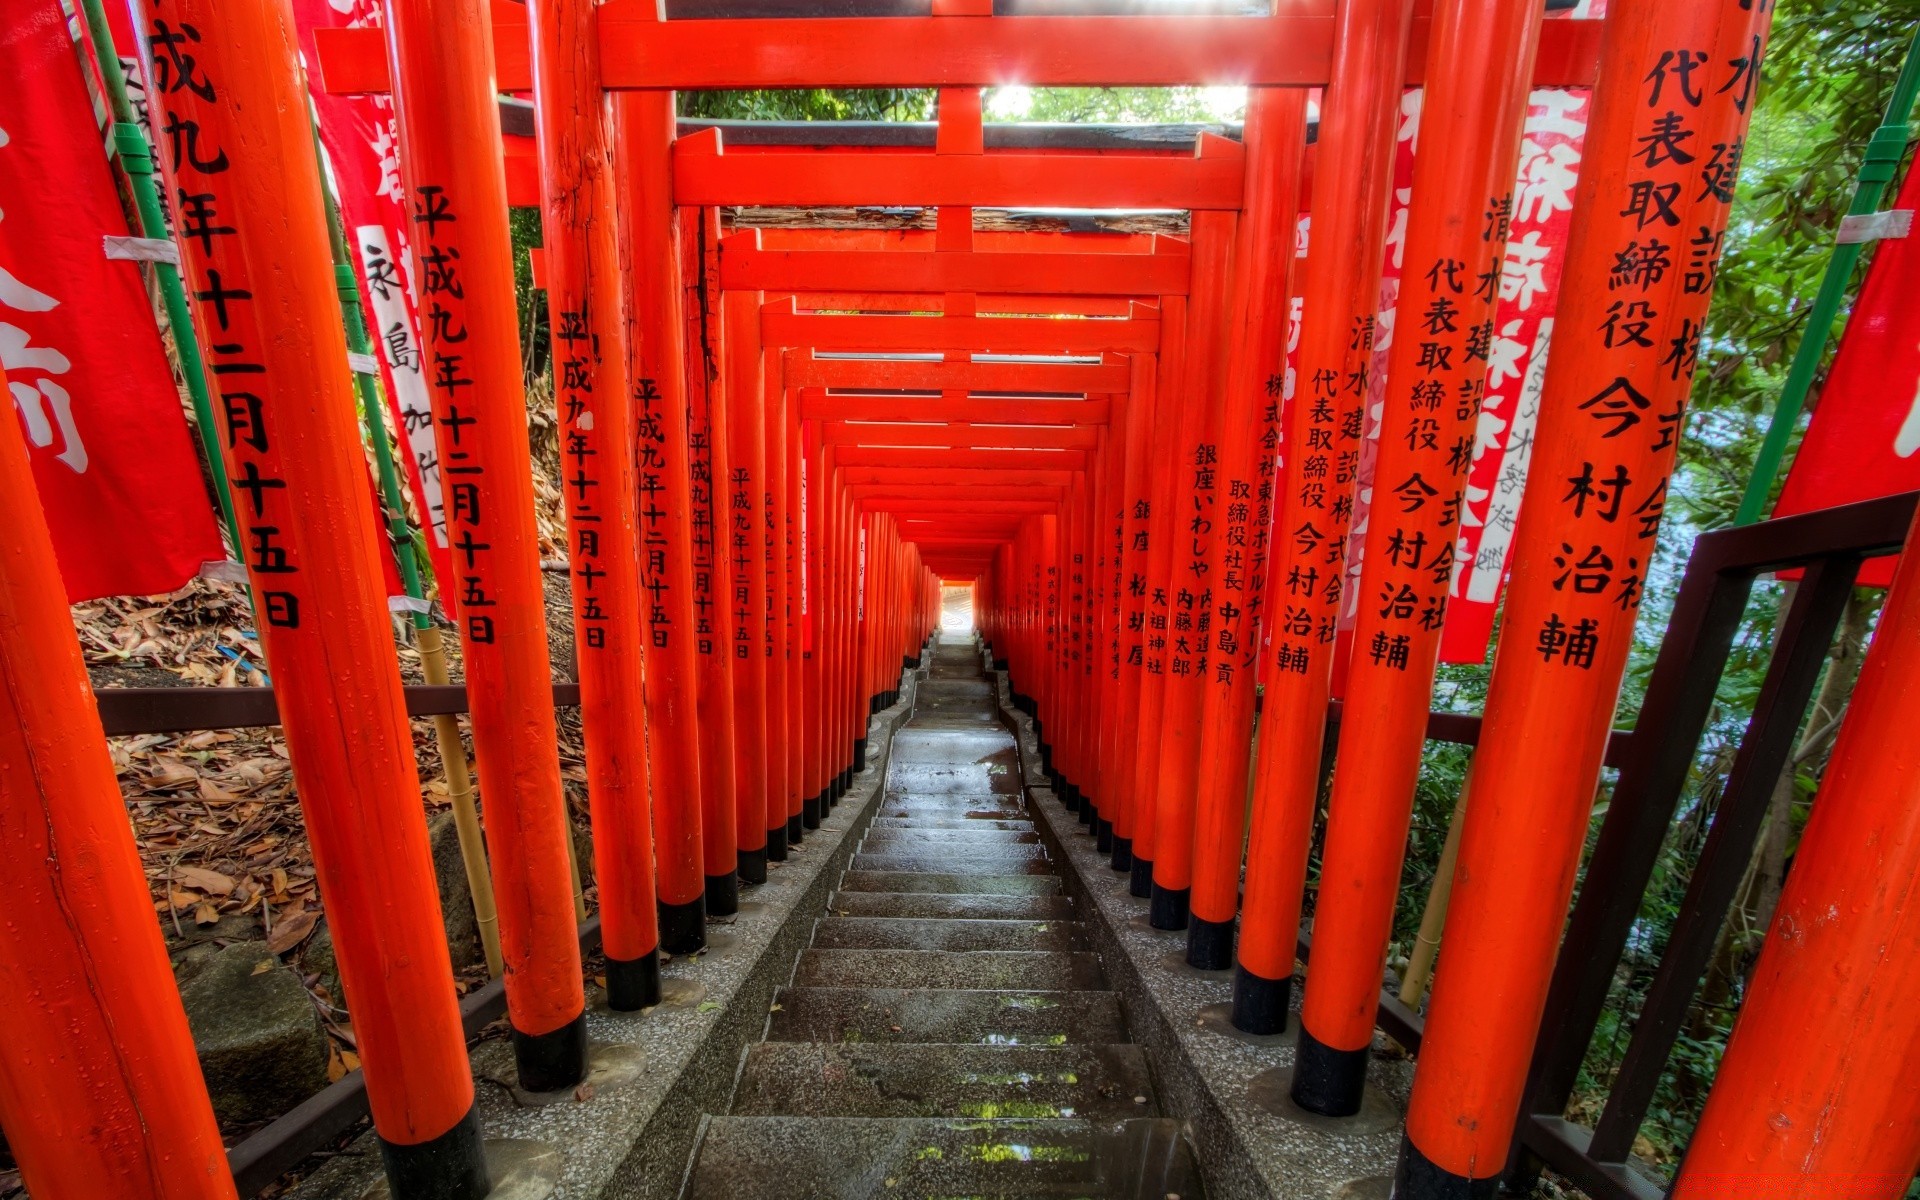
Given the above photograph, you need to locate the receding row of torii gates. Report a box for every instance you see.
[5,0,1920,1196]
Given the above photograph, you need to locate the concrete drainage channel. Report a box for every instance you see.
[290,659,928,1200]
[679,635,1205,1200]
[982,647,1413,1200]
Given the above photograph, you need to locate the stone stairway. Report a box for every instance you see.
[684,635,1202,1200]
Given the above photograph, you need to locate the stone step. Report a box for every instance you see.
[828,892,1077,922]
[811,916,1090,953]
[839,870,1064,897]
[731,1042,1157,1119]
[861,828,1041,845]
[878,804,1029,821]
[792,948,1106,991]
[852,852,1053,875]
[685,1116,1202,1200]
[868,817,1036,832]
[767,986,1128,1047]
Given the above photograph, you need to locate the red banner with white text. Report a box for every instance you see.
[1770,162,1920,587]
[2,0,224,602]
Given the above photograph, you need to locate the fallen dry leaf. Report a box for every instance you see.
[267,907,319,953]
[175,866,236,895]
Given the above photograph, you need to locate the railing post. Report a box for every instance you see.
[1187,87,1309,970]
[614,90,709,953]
[0,406,236,1200]
[1234,0,1417,1036]
[1293,0,1545,1119]
[525,0,662,1009]
[382,0,589,1093]
[132,0,488,1184]
[1400,0,1774,1191]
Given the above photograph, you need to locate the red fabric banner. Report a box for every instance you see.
[2,0,223,602]
[1770,163,1920,587]
[292,0,456,598]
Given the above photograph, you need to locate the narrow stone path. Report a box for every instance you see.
[685,635,1201,1199]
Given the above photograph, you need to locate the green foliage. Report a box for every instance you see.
[678,88,933,121]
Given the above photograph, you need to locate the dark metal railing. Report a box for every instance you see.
[1506,490,1919,1199]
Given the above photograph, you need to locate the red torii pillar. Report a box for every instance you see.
[615,90,709,952]
[1150,183,1238,932]
[525,0,662,1009]
[136,0,487,1186]
[1235,0,1417,1036]
[1186,87,1309,970]
[683,208,741,912]
[0,362,235,1200]
[1292,0,1545,1117]
[1402,0,1773,1189]
[383,0,589,1091]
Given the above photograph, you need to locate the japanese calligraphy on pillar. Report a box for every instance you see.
[145,17,303,631]
[637,376,674,648]
[1531,4,1763,671]
[1173,441,1216,681]
[555,306,610,650]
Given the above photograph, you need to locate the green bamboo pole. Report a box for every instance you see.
[1735,29,1920,526]
[309,125,506,977]
[76,0,243,557]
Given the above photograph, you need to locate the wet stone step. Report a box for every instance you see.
[811,916,1090,953]
[839,870,1064,896]
[868,817,1036,832]
[766,986,1128,1046]
[881,802,1029,819]
[828,892,1077,922]
[792,948,1106,991]
[861,828,1042,846]
[686,1116,1203,1200]
[731,1042,1158,1119]
[852,853,1054,876]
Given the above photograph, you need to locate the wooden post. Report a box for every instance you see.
[1291,0,1544,1118]
[526,0,662,1009]
[614,91,708,954]
[1400,0,1772,1188]
[767,371,796,853]
[1187,87,1309,970]
[1234,0,1418,1037]
[137,0,488,1183]
[1109,348,1160,872]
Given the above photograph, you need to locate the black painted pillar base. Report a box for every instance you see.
[1056,773,1076,812]
[1109,834,1133,872]
[868,693,882,716]
[855,738,870,773]
[767,823,789,862]
[510,1010,588,1094]
[803,791,823,828]
[737,846,768,885]
[1076,790,1094,827]
[605,948,662,1011]
[659,897,706,956]
[1291,1024,1370,1117]
[1094,816,1113,853]
[1149,882,1189,930]
[1230,963,1291,1035]
[704,872,739,917]
[378,1103,491,1200]
[1129,855,1154,898]
[786,814,804,844]
[1039,741,1054,775]
[1186,913,1234,970]
[1393,1135,1500,1199]
[993,658,1009,671]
